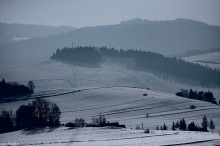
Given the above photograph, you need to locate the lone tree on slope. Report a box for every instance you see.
[171,121,176,130]
[201,115,208,131]
[209,118,215,131]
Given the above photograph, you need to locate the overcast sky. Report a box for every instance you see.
[0,0,220,27]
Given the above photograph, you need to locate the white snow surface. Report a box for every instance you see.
[0,127,220,146]
[0,86,220,146]
[0,60,220,146]
[183,52,220,70]
[1,86,220,130]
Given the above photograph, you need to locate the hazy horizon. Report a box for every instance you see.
[0,0,220,28]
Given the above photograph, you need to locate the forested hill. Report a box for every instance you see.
[51,46,220,87]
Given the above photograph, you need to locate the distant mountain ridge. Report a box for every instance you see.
[0,18,220,65]
[0,23,76,45]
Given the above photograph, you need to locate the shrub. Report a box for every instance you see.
[190,105,196,109]
[74,118,86,127]
[144,129,150,133]
[65,122,76,128]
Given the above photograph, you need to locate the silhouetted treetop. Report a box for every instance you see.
[0,79,34,98]
[176,89,217,104]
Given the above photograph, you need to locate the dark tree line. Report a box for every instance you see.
[50,46,220,87]
[176,89,217,104]
[0,79,34,99]
[0,98,61,133]
[65,113,125,128]
[50,46,102,67]
[156,116,215,132]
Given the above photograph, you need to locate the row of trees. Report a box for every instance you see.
[0,79,35,99]
[176,89,218,104]
[156,116,215,132]
[65,113,125,128]
[65,114,107,128]
[0,98,61,133]
[50,46,220,86]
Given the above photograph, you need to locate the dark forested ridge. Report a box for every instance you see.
[0,79,34,99]
[51,46,220,87]
[51,46,102,67]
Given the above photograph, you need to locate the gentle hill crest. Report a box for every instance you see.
[1,18,220,66]
[0,23,76,45]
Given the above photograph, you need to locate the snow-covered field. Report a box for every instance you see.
[1,60,220,146]
[1,86,220,130]
[0,127,220,146]
[183,52,220,70]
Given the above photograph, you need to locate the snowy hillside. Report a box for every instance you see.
[0,60,219,96]
[1,86,220,130]
[183,52,220,70]
[0,127,219,146]
[1,61,220,145]
[0,86,220,145]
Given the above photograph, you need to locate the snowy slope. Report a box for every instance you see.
[183,52,220,70]
[0,127,220,146]
[0,60,220,97]
[1,71,220,145]
[1,87,220,131]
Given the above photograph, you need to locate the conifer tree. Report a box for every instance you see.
[209,118,215,131]
[180,118,187,131]
[163,123,167,130]
[201,115,208,131]
[171,121,176,130]
[175,121,180,128]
